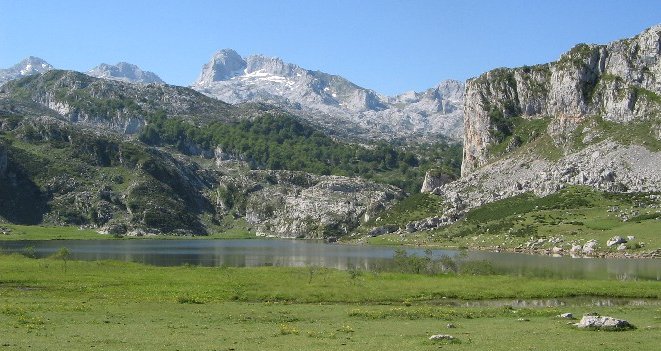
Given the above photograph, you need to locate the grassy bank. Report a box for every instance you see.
[0,255,659,350]
[0,224,255,241]
[365,187,661,256]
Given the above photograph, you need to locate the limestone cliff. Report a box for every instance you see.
[462,24,661,176]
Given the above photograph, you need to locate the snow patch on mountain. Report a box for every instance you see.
[0,56,53,86]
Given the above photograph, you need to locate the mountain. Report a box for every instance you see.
[0,56,53,86]
[461,24,661,177]
[192,49,464,142]
[0,70,427,237]
[87,62,165,84]
[420,24,661,222]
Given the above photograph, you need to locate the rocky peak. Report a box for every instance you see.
[192,49,465,142]
[244,55,301,77]
[16,56,53,75]
[434,80,465,100]
[0,56,53,86]
[195,49,247,85]
[87,62,164,84]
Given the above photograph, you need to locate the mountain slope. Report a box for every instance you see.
[87,62,165,84]
[391,24,661,239]
[192,49,464,142]
[0,116,403,237]
[0,57,53,86]
[0,70,243,134]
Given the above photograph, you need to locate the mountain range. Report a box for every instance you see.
[0,52,464,142]
[0,24,659,242]
[191,49,464,141]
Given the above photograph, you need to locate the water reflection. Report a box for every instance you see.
[436,298,659,308]
[1,239,659,280]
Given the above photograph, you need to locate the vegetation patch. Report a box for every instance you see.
[489,116,552,156]
[362,192,445,228]
[373,186,661,254]
[139,113,461,193]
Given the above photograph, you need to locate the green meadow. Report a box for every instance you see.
[0,254,659,350]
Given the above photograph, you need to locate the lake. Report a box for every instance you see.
[1,239,659,280]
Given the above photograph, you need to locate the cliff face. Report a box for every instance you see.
[462,25,661,176]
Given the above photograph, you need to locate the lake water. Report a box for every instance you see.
[1,239,659,280]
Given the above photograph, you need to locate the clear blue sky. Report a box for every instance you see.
[0,0,658,95]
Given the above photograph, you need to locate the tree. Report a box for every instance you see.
[53,247,71,272]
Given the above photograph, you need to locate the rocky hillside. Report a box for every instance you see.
[192,49,464,142]
[414,24,661,228]
[0,56,53,86]
[220,169,403,239]
[0,70,444,238]
[0,116,402,237]
[0,70,247,134]
[462,24,660,176]
[87,62,165,84]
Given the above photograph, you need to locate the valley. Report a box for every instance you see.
[0,17,659,351]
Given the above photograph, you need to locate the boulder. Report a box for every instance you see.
[368,225,398,237]
[575,315,634,330]
[429,334,454,341]
[558,313,574,319]
[420,171,455,193]
[570,244,582,253]
[582,240,598,254]
[606,236,627,247]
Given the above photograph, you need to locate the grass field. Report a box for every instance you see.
[0,254,659,350]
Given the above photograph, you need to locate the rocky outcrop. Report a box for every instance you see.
[87,62,164,84]
[219,170,403,238]
[462,25,661,176]
[193,49,464,142]
[420,170,455,193]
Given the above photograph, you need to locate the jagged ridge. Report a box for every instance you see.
[192,49,464,142]
[87,62,165,84]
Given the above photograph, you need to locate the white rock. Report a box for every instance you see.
[607,236,627,247]
[582,240,598,254]
[575,315,634,330]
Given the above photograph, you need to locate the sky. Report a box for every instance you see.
[0,0,659,96]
